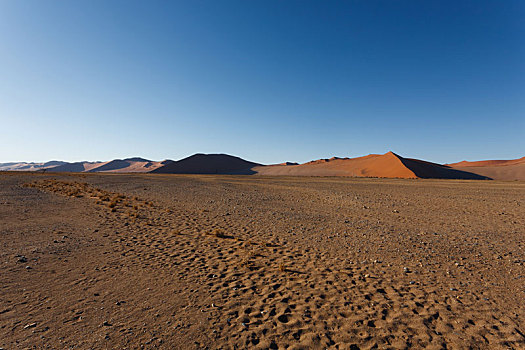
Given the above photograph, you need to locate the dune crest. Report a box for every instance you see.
[253,152,488,179]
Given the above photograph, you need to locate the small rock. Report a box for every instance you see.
[102,321,112,327]
[17,256,28,263]
[403,267,411,273]
[25,266,32,270]
[24,323,37,329]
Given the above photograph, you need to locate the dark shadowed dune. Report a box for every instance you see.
[395,154,491,180]
[152,154,261,174]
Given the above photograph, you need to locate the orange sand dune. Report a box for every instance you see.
[254,152,488,179]
[446,156,525,181]
[447,156,525,167]
[254,152,417,178]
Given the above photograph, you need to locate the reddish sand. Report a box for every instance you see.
[447,156,525,181]
[447,156,525,167]
[254,152,417,178]
[255,152,488,179]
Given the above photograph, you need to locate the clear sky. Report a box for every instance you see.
[1,0,523,164]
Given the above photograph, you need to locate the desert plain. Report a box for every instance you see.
[1,172,524,349]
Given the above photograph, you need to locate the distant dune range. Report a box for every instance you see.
[1,153,524,180]
[446,156,525,181]
[43,158,165,173]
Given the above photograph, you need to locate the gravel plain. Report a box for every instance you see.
[1,172,524,349]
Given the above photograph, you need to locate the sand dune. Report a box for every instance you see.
[255,152,488,179]
[3,153,524,180]
[254,152,417,178]
[46,158,164,173]
[86,158,164,173]
[0,161,67,171]
[152,153,261,174]
[447,156,525,167]
[446,156,525,181]
[50,161,106,172]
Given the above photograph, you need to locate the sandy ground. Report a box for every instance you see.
[1,172,524,349]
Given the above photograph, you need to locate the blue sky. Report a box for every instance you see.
[1,0,523,164]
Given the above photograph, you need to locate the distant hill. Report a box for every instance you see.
[152,153,261,174]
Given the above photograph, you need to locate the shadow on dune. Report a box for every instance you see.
[48,162,87,172]
[87,160,129,172]
[397,155,491,180]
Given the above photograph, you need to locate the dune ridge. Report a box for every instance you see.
[447,156,525,168]
[2,152,524,180]
[254,152,488,180]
